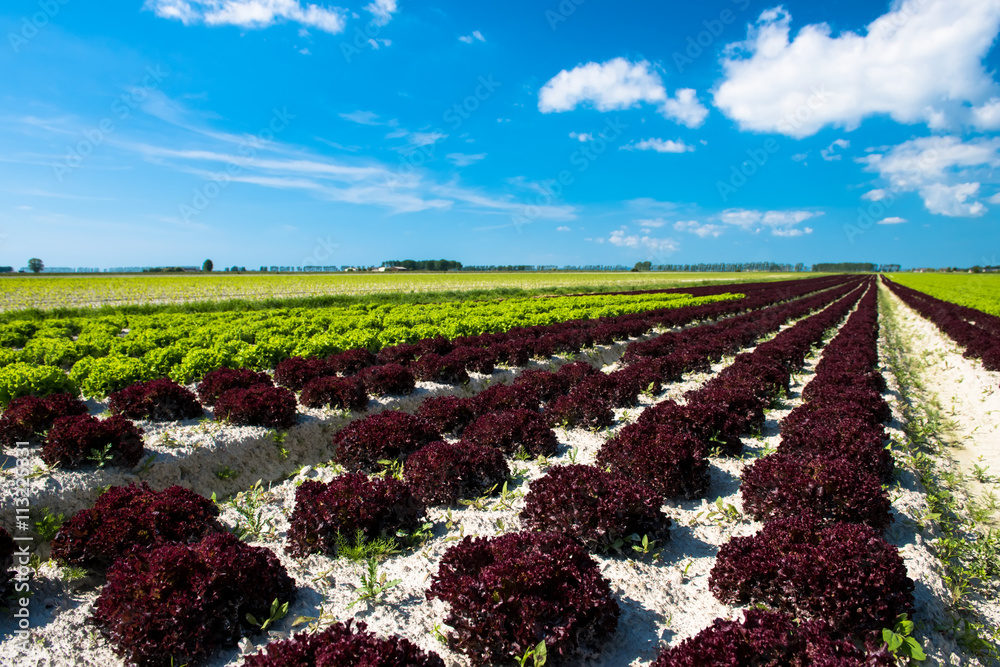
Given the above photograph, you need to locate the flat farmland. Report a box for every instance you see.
[1,274,998,667]
[0,272,812,313]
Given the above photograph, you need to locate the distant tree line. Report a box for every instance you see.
[812,263,877,273]
[382,259,464,271]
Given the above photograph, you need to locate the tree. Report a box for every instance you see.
[27,258,43,274]
[202,259,213,272]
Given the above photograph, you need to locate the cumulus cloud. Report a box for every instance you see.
[821,139,850,161]
[858,136,1000,216]
[144,0,346,33]
[569,132,593,142]
[608,227,678,254]
[538,58,708,127]
[861,188,889,201]
[621,138,695,153]
[719,208,820,236]
[557,226,571,232]
[878,216,908,224]
[458,30,485,43]
[365,0,397,26]
[713,0,1000,137]
[674,220,725,238]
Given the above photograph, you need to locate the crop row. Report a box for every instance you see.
[1,277,862,475]
[661,282,909,664]
[0,272,808,312]
[0,276,860,407]
[0,276,860,542]
[883,276,1000,372]
[0,278,876,665]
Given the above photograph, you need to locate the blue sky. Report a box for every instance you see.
[1,0,999,270]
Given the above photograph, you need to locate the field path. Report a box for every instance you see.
[882,284,1000,503]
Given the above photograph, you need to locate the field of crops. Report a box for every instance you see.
[890,273,1000,316]
[0,272,806,313]
[1,274,998,667]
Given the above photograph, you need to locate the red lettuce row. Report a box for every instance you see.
[299,375,369,411]
[42,414,144,469]
[884,276,1000,371]
[597,421,710,499]
[709,516,913,638]
[462,409,559,456]
[51,483,222,571]
[332,410,441,473]
[404,440,509,506]
[653,609,893,667]
[214,384,298,430]
[520,464,672,553]
[241,620,445,666]
[108,378,203,421]
[426,531,619,665]
[93,532,296,667]
[740,453,892,530]
[197,367,274,406]
[285,475,425,557]
[0,392,88,450]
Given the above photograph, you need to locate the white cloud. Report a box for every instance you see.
[458,30,485,44]
[861,188,889,201]
[569,132,593,142]
[608,227,678,254]
[771,227,813,237]
[660,88,709,128]
[557,226,571,232]
[821,139,850,161]
[144,0,346,33]
[878,216,908,224]
[446,152,486,167]
[538,58,708,127]
[719,209,763,229]
[340,110,385,126]
[921,182,985,217]
[637,218,668,228]
[972,98,1000,129]
[988,193,1000,204]
[364,0,397,26]
[407,131,447,147]
[791,152,809,162]
[713,0,1000,137]
[719,208,821,236]
[621,138,694,154]
[858,136,1000,216]
[674,220,725,238]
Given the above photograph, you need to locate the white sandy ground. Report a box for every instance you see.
[880,284,1000,658]
[0,289,983,666]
